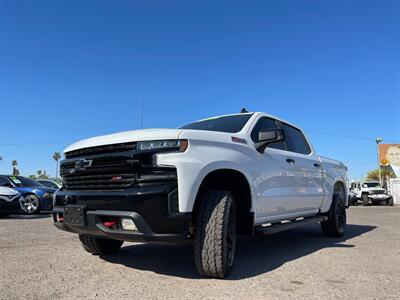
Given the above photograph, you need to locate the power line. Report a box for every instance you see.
[0,141,73,146]
[305,129,400,143]
[0,129,398,146]
[344,161,376,166]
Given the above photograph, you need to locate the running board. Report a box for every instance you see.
[254,216,328,236]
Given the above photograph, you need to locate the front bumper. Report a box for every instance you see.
[53,209,190,244]
[52,183,191,244]
[0,198,23,214]
[368,194,390,201]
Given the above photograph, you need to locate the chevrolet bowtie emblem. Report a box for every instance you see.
[75,158,93,170]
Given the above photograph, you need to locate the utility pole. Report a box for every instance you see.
[376,137,383,185]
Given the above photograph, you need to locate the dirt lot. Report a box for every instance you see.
[1,206,399,300]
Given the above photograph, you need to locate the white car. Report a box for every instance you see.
[53,111,348,278]
[0,186,23,217]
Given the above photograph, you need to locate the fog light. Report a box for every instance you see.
[121,218,137,231]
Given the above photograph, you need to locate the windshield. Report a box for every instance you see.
[9,176,43,187]
[180,114,253,133]
[363,182,381,188]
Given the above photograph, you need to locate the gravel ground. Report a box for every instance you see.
[1,206,399,300]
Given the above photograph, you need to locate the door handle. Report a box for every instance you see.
[286,158,295,165]
[314,163,321,168]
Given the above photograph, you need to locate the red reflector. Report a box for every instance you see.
[58,215,64,222]
[103,220,118,228]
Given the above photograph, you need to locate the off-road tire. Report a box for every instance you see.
[321,194,346,237]
[386,197,394,206]
[362,194,369,206]
[79,234,123,255]
[193,190,236,278]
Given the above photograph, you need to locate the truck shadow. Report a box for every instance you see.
[3,213,51,220]
[100,224,376,280]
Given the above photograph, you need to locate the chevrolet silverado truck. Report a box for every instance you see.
[53,112,348,278]
[349,181,393,206]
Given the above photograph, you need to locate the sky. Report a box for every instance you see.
[0,0,399,180]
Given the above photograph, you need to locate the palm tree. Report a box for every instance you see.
[53,152,61,179]
[37,170,42,178]
[11,160,18,176]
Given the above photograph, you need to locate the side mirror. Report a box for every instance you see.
[256,129,284,152]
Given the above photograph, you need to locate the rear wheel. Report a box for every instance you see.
[321,194,346,237]
[193,190,236,278]
[0,213,10,218]
[362,194,369,206]
[79,234,123,255]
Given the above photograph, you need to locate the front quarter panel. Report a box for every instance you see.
[156,137,256,213]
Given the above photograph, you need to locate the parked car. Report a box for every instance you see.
[53,111,348,278]
[0,175,56,214]
[0,186,24,217]
[36,179,62,189]
[349,181,393,206]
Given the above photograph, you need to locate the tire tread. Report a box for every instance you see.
[194,190,234,278]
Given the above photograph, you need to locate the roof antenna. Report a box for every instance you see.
[240,108,248,113]
[140,98,144,129]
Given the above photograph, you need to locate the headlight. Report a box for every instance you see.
[137,139,188,152]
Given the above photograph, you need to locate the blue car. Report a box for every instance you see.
[0,175,56,214]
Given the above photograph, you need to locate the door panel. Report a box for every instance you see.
[251,118,324,223]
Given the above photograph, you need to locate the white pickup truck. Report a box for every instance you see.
[53,111,348,278]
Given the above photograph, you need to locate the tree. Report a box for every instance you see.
[11,160,19,176]
[37,170,42,177]
[366,168,395,186]
[53,152,61,179]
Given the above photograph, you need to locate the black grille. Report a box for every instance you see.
[60,145,177,190]
[65,142,137,159]
[370,190,385,195]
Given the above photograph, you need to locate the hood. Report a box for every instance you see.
[369,187,385,192]
[64,128,183,153]
[14,186,57,194]
[0,187,20,196]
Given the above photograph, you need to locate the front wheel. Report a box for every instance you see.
[321,194,346,237]
[386,197,394,206]
[21,194,40,214]
[193,190,236,278]
[79,234,123,255]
